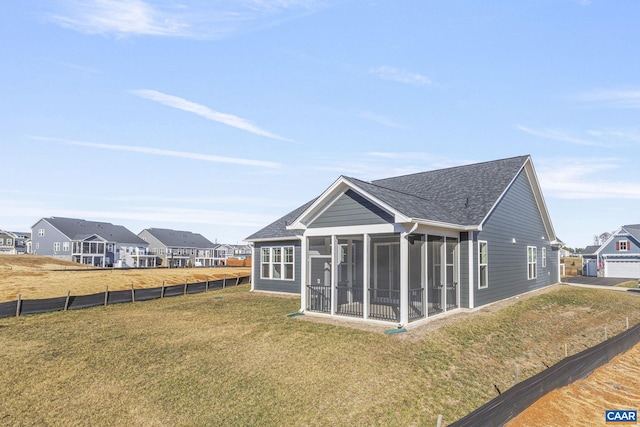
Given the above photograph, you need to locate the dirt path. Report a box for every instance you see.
[508,342,640,426]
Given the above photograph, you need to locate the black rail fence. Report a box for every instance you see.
[0,275,250,319]
[450,320,640,427]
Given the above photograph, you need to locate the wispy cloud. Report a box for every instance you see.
[516,125,605,147]
[578,89,640,108]
[537,157,640,200]
[0,202,274,228]
[313,152,467,180]
[29,135,281,168]
[50,0,187,37]
[369,66,432,86]
[358,112,409,129]
[49,0,327,39]
[131,89,294,142]
[518,124,640,147]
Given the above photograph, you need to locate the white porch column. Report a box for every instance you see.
[331,235,338,316]
[468,233,475,309]
[250,245,255,292]
[363,233,370,320]
[400,232,409,326]
[300,236,307,312]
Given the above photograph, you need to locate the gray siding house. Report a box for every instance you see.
[30,217,154,267]
[138,228,218,267]
[0,230,29,254]
[582,225,640,278]
[245,155,561,327]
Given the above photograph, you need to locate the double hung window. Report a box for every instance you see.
[261,246,294,280]
[478,241,488,289]
[527,246,537,280]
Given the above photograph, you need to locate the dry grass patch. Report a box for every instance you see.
[0,254,249,302]
[2,284,640,426]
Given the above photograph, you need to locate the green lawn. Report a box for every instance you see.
[2,284,640,426]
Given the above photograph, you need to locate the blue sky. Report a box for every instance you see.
[2,0,639,248]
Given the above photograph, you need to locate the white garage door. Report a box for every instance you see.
[606,260,640,279]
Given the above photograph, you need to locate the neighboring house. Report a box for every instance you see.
[558,248,572,258]
[245,155,561,327]
[582,225,640,278]
[232,244,252,259]
[138,228,218,267]
[30,217,155,267]
[214,244,235,265]
[211,244,252,265]
[0,230,30,254]
[581,245,601,277]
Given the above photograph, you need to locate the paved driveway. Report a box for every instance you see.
[563,276,638,287]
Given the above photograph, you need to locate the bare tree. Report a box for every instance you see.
[598,232,611,245]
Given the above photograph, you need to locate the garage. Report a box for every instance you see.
[605,260,640,279]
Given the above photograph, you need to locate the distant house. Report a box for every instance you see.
[582,225,640,278]
[30,217,154,267]
[581,245,601,277]
[245,155,561,327]
[213,244,252,264]
[0,230,30,255]
[138,228,217,267]
[232,244,252,259]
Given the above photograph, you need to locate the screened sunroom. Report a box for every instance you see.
[302,231,460,325]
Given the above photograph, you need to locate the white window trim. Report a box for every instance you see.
[53,242,61,251]
[527,246,537,280]
[478,240,488,289]
[261,246,295,281]
[38,228,45,237]
[618,240,629,251]
[63,242,70,251]
[542,247,547,268]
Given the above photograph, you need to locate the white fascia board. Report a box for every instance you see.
[286,176,410,230]
[478,157,557,243]
[407,218,479,232]
[244,236,302,243]
[595,227,625,255]
[303,223,399,237]
[524,159,558,242]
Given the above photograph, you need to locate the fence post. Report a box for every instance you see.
[436,414,443,427]
[161,281,165,299]
[131,283,135,303]
[184,279,187,295]
[564,342,568,358]
[206,278,209,291]
[104,286,108,306]
[223,274,226,288]
[235,273,240,286]
[626,317,629,330]
[604,326,608,341]
[64,290,71,311]
[16,294,21,317]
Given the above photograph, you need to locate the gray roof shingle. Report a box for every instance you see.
[141,228,216,248]
[245,199,316,241]
[245,155,531,241]
[45,217,147,245]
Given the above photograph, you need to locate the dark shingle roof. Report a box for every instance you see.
[141,228,216,248]
[45,217,147,245]
[371,155,529,225]
[623,225,640,243]
[245,155,531,241]
[582,245,600,255]
[245,199,316,241]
